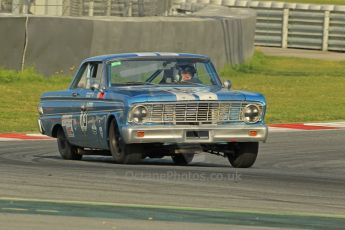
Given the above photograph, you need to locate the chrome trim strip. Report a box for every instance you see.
[41,109,123,116]
[37,119,44,134]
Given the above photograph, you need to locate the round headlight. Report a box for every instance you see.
[241,104,261,123]
[130,105,148,123]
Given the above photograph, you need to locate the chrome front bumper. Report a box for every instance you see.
[121,124,268,144]
[37,119,45,134]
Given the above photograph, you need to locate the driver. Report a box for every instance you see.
[177,65,198,83]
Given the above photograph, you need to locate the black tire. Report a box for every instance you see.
[108,120,142,164]
[171,154,194,166]
[227,142,258,168]
[57,128,82,160]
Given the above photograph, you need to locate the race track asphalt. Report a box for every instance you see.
[0,130,344,229]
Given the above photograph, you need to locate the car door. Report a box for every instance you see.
[77,62,106,148]
[66,62,94,147]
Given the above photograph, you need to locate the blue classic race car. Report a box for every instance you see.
[38,53,268,168]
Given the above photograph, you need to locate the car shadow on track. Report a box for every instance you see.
[84,156,228,168]
[34,154,228,168]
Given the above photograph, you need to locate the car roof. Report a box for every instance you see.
[83,52,210,62]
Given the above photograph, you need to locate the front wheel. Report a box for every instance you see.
[108,120,142,164]
[227,142,258,168]
[57,128,82,160]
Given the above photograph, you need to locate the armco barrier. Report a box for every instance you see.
[0,5,256,75]
[6,0,174,17]
[174,0,345,51]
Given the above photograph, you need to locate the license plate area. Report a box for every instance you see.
[186,131,209,139]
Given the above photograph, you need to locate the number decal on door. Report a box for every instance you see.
[80,111,88,133]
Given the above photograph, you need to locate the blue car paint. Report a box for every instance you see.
[39,53,267,150]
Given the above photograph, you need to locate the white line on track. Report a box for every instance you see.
[1,197,345,219]
[35,209,60,213]
[306,122,345,127]
[1,208,28,212]
[0,138,22,141]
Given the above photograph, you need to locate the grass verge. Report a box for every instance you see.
[0,68,71,133]
[0,52,345,133]
[220,51,345,124]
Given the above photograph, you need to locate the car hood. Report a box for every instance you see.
[107,86,256,104]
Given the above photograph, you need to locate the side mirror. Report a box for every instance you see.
[90,83,100,91]
[223,80,232,90]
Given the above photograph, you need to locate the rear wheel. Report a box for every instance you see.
[227,142,258,168]
[108,120,142,164]
[57,128,82,160]
[171,154,194,165]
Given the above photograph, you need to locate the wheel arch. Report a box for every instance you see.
[106,115,120,142]
[51,124,63,138]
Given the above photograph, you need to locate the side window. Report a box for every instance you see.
[76,64,88,89]
[73,63,88,89]
[73,62,103,89]
[89,63,103,87]
[195,63,213,85]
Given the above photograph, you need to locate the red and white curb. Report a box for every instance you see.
[0,134,53,141]
[269,122,345,132]
[1,122,345,141]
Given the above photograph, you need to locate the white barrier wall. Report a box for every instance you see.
[10,0,344,51]
[175,0,345,51]
[0,5,256,75]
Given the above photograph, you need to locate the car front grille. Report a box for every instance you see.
[141,102,253,124]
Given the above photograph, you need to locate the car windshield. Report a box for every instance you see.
[109,59,219,86]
